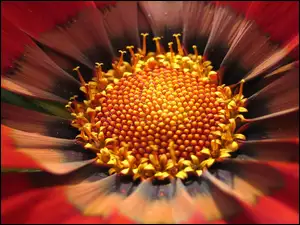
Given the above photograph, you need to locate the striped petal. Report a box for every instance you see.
[247,68,298,118]
[2,1,116,74]
[238,138,299,163]
[1,171,105,224]
[243,1,299,45]
[205,160,299,223]
[182,2,215,55]
[183,176,243,222]
[220,1,299,45]
[1,125,96,174]
[2,20,82,103]
[241,107,298,140]
[98,2,140,56]
[117,179,176,223]
[139,1,184,50]
[2,103,76,139]
[1,17,33,72]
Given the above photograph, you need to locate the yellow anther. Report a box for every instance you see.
[117,50,126,68]
[126,46,135,60]
[73,66,86,86]
[168,140,177,165]
[87,82,96,101]
[168,42,174,56]
[65,103,75,113]
[153,37,162,54]
[192,45,198,58]
[141,33,149,56]
[70,95,78,101]
[173,33,184,56]
[83,124,93,139]
[95,62,104,81]
[150,151,160,169]
[86,107,96,124]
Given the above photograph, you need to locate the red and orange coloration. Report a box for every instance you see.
[66,33,247,180]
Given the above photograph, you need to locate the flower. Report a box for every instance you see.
[1,1,299,224]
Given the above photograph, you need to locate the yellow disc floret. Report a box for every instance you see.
[66,33,247,181]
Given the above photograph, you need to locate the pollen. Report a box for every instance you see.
[66,33,248,181]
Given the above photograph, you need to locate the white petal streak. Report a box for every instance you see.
[220,20,253,66]
[182,1,215,45]
[248,68,299,115]
[204,6,243,56]
[245,35,299,81]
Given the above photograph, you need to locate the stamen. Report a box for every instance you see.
[141,33,149,56]
[168,42,174,53]
[153,37,162,54]
[152,150,160,169]
[69,96,80,112]
[132,53,140,71]
[168,42,174,57]
[173,33,184,56]
[70,95,78,101]
[95,62,104,81]
[126,46,135,62]
[117,50,126,68]
[65,102,75,113]
[192,45,198,59]
[87,107,96,125]
[238,79,245,98]
[73,66,86,86]
[168,141,177,165]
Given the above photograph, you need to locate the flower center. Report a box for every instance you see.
[67,33,247,180]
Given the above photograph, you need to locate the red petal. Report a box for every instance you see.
[2,19,81,102]
[263,162,299,211]
[217,1,252,14]
[1,1,95,37]
[63,215,106,224]
[1,172,104,224]
[1,1,116,38]
[186,212,228,224]
[1,125,40,169]
[1,18,34,72]
[1,1,117,71]
[204,159,299,223]
[221,1,299,45]
[230,161,298,223]
[94,1,116,8]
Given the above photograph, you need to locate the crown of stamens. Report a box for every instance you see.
[67,33,247,180]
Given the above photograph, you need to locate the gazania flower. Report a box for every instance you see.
[1,1,299,224]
